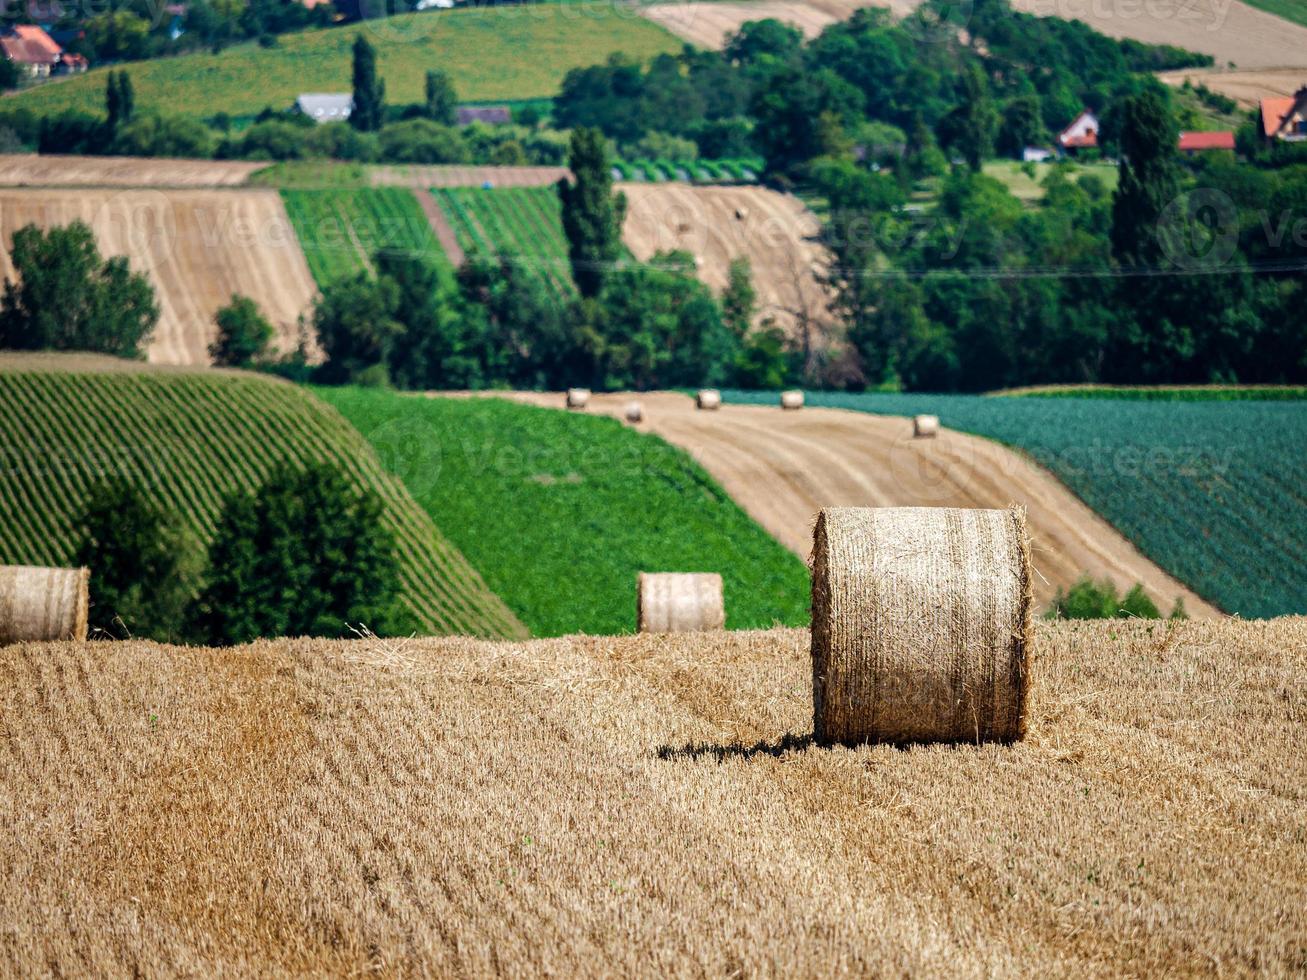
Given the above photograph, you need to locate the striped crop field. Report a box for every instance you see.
[281,188,448,288]
[431,187,573,294]
[723,389,1307,618]
[0,355,524,638]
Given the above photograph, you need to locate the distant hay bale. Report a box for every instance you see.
[625,401,644,423]
[566,388,590,410]
[913,414,939,438]
[734,207,749,220]
[810,507,1032,746]
[696,389,721,410]
[637,572,725,633]
[780,390,804,410]
[0,566,90,644]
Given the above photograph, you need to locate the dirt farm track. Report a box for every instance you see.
[500,392,1218,615]
[1,620,1302,973]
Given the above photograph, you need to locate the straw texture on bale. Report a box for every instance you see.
[625,401,644,423]
[637,572,725,632]
[780,390,804,410]
[810,507,1032,746]
[696,389,721,411]
[0,565,89,644]
[913,414,940,438]
[565,388,590,410]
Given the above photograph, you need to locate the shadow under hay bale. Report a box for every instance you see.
[0,566,90,644]
[810,507,1032,746]
[637,572,724,633]
[696,389,721,411]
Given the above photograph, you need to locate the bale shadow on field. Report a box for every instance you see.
[656,732,814,763]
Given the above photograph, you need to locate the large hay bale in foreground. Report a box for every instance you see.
[780,390,804,410]
[810,507,1032,746]
[566,388,590,410]
[637,572,725,633]
[696,389,721,411]
[913,414,939,438]
[0,566,90,644]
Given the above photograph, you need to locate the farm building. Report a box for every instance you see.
[1178,131,1235,153]
[0,25,83,76]
[1260,88,1307,141]
[293,93,352,123]
[1058,109,1098,152]
[457,105,511,125]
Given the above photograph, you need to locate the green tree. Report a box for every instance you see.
[1110,87,1179,267]
[189,463,401,645]
[74,478,197,641]
[939,65,998,172]
[105,71,136,134]
[721,257,755,339]
[557,127,626,299]
[997,94,1045,159]
[312,271,402,383]
[424,69,458,126]
[350,34,385,132]
[0,222,158,357]
[210,294,274,368]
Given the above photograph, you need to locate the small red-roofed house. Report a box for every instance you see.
[1260,88,1307,142]
[1058,110,1099,154]
[0,25,63,77]
[1177,131,1235,154]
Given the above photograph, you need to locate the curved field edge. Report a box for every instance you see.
[991,384,1307,401]
[0,356,525,638]
[724,389,1306,618]
[314,386,810,636]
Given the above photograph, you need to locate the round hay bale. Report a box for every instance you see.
[565,388,591,410]
[780,389,804,410]
[913,414,940,438]
[0,566,90,644]
[637,572,725,633]
[810,506,1032,746]
[625,400,644,423]
[695,389,721,410]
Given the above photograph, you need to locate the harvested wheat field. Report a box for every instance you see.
[1,620,1303,974]
[1009,0,1307,69]
[639,0,888,46]
[503,392,1216,615]
[620,184,832,339]
[1159,66,1307,106]
[0,189,317,364]
[0,154,264,187]
[370,164,569,188]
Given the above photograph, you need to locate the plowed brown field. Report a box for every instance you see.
[2,619,1303,974]
[1159,66,1307,106]
[370,164,569,188]
[503,392,1217,615]
[0,188,317,364]
[640,0,887,46]
[620,183,832,339]
[0,154,264,187]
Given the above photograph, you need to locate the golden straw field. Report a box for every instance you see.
[2,619,1303,974]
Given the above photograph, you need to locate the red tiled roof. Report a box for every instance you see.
[1178,131,1235,151]
[0,25,62,65]
[1061,133,1098,148]
[1260,97,1295,138]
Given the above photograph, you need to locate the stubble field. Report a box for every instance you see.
[1,618,1303,974]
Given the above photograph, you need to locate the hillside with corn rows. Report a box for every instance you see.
[0,355,524,639]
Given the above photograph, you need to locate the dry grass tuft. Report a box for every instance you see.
[2,620,1304,975]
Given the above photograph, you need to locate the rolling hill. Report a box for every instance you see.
[7,6,682,121]
[0,354,524,638]
[2,618,1303,973]
[0,187,317,365]
[502,391,1218,617]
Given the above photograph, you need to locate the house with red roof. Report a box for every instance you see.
[1177,131,1235,154]
[1057,109,1098,155]
[0,25,66,77]
[1260,88,1307,142]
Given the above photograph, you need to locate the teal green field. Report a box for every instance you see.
[723,389,1307,618]
[317,387,811,636]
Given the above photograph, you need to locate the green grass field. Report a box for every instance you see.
[0,354,524,638]
[994,385,1307,401]
[432,186,572,293]
[316,388,811,636]
[1238,0,1307,27]
[10,5,680,120]
[281,187,448,287]
[723,389,1307,618]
